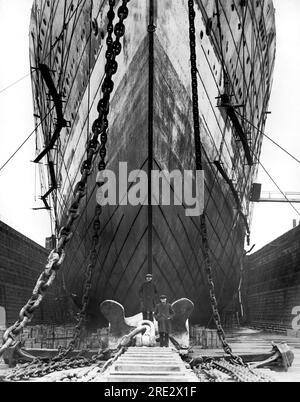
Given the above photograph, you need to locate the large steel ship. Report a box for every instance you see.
[29,0,276,327]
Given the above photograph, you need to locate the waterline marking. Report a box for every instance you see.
[96,162,204,217]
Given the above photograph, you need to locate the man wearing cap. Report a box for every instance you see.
[154,295,175,347]
[138,274,158,322]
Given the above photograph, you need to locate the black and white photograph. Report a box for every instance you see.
[0,0,299,385]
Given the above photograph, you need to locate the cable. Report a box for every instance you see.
[251,148,300,217]
[0,72,35,95]
[235,109,300,214]
[0,106,54,173]
[236,110,300,166]
[41,0,86,63]
[259,161,300,216]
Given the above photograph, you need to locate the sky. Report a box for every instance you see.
[0,0,299,251]
[0,0,51,247]
[250,0,300,252]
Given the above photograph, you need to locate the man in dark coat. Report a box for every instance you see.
[154,295,175,347]
[138,274,158,321]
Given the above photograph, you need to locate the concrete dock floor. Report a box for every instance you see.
[1,328,299,382]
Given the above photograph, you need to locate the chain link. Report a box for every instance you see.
[6,325,146,381]
[195,360,274,382]
[187,2,273,381]
[188,0,202,172]
[188,0,246,367]
[0,0,131,376]
[4,350,112,382]
[0,251,65,358]
[56,0,131,360]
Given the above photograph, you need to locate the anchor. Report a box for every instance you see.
[190,342,295,373]
[248,342,295,372]
[100,298,194,349]
[2,341,37,368]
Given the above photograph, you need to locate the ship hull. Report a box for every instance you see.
[29,0,276,327]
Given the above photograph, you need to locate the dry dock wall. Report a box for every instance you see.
[245,225,300,332]
[0,221,57,327]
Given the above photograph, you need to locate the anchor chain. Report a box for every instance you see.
[211,360,273,382]
[4,349,113,382]
[0,0,131,372]
[6,323,144,382]
[0,250,65,358]
[56,0,131,359]
[53,0,132,361]
[187,0,244,367]
[195,360,273,382]
[187,1,274,381]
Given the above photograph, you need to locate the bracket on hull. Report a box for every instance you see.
[217,94,253,166]
[33,64,68,164]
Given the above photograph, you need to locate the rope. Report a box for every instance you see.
[0,72,36,96]
[253,156,300,217]
[235,110,300,166]
[237,111,300,216]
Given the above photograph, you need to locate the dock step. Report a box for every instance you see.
[99,347,199,382]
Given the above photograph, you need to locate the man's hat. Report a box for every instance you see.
[160,294,167,299]
[146,273,153,278]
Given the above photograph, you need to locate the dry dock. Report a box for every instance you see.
[1,328,300,382]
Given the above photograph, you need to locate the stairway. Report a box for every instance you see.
[99,347,199,382]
